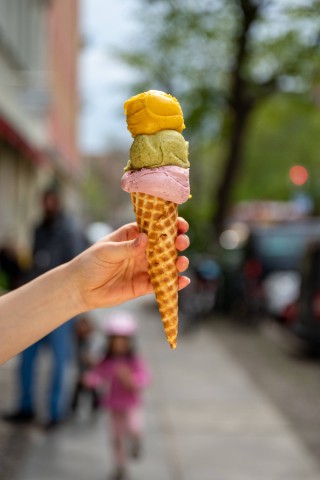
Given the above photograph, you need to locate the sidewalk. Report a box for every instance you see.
[14,297,320,480]
[0,358,30,480]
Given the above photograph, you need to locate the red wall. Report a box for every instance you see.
[48,0,79,171]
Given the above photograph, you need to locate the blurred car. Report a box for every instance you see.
[226,219,320,321]
[262,271,300,318]
[290,241,320,350]
[179,255,221,319]
[250,221,320,319]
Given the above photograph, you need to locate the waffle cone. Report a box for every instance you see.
[131,191,178,349]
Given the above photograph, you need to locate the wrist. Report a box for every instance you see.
[64,255,88,315]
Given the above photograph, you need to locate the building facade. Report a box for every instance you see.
[0,0,80,251]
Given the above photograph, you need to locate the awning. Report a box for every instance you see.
[0,114,46,165]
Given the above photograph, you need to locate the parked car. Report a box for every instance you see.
[290,240,320,350]
[179,255,221,320]
[262,271,300,318]
[228,219,320,321]
[260,221,320,321]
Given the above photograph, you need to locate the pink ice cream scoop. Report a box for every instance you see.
[121,166,190,204]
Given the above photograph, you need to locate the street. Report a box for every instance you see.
[1,298,320,480]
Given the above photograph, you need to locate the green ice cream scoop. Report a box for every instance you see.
[124,129,189,171]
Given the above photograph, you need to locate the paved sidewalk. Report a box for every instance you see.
[14,297,320,480]
[0,358,30,480]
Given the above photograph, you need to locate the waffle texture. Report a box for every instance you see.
[131,191,178,349]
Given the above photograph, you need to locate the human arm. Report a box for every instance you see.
[83,360,111,388]
[0,220,189,365]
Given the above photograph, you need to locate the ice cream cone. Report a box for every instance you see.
[131,191,178,349]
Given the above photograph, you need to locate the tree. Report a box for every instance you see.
[120,0,320,237]
[235,93,320,203]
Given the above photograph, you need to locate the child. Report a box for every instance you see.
[84,312,150,480]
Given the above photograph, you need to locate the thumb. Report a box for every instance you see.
[107,232,148,262]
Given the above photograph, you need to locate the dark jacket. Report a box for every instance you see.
[31,212,85,278]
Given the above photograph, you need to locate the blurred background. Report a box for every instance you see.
[1,0,320,479]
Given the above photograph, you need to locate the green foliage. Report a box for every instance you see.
[82,166,108,221]
[122,0,319,129]
[120,0,236,138]
[235,94,320,201]
[119,0,320,248]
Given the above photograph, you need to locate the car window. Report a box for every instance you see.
[257,234,305,258]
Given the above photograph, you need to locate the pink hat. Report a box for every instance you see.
[103,312,137,337]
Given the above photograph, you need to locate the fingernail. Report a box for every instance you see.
[183,234,190,246]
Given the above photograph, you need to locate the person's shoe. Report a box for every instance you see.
[2,410,35,424]
[43,419,61,431]
[130,437,142,459]
[109,467,127,480]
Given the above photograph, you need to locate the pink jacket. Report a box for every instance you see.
[84,356,150,411]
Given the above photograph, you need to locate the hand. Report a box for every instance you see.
[116,365,135,391]
[72,219,190,312]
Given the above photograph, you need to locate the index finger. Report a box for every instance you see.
[177,217,189,235]
[101,223,139,243]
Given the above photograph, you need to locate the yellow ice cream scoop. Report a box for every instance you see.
[124,130,189,171]
[124,90,186,136]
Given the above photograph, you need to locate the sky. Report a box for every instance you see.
[79,0,139,153]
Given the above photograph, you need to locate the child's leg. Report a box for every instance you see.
[109,411,128,469]
[127,407,143,458]
[127,407,143,439]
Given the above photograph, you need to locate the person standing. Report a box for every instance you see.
[4,186,85,429]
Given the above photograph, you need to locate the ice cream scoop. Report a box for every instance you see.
[124,130,189,171]
[121,166,190,204]
[124,90,185,136]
